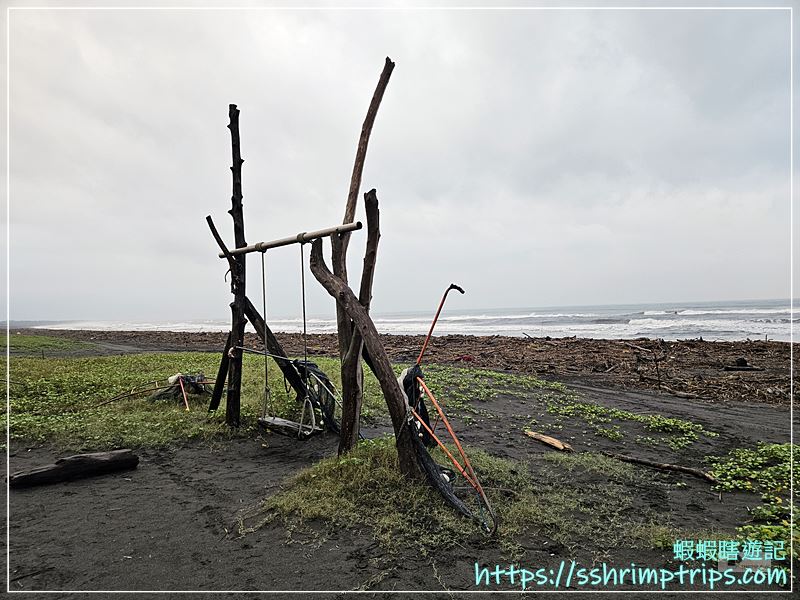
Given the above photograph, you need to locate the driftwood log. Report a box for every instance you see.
[521,431,715,483]
[600,451,716,484]
[209,331,232,411]
[204,107,249,426]
[9,449,139,488]
[524,430,573,452]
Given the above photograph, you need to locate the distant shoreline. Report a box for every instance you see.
[4,298,793,341]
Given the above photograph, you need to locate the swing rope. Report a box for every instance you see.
[252,240,332,440]
[299,242,309,383]
[260,251,270,419]
[297,242,315,438]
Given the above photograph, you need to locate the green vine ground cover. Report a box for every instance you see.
[4,355,557,449]
[5,340,715,454]
[543,394,719,450]
[416,363,719,452]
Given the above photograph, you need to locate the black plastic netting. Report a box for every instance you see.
[294,360,340,434]
[409,422,474,520]
[401,363,475,521]
[402,364,434,447]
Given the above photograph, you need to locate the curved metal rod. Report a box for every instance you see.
[416,283,465,365]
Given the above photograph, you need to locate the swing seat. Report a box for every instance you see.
[257,415,323,440]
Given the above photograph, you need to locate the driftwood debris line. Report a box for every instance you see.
[658,383,701,400]
[9,449,139,489]
[22,329,792,406]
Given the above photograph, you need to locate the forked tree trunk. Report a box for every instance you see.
[309,238,421,477]
[332,58,395,454]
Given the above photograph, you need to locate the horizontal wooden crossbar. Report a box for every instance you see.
[218,221,362,257]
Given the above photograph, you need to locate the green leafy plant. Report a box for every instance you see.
[545,394,717,448]
[707,443,798,559]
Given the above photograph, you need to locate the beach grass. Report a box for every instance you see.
[4,351,373,449]
[3,346,564,450]
[237,435,704,561]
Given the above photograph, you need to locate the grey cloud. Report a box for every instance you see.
[6,7,793,321]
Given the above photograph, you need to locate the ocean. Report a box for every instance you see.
[23,298,794,342]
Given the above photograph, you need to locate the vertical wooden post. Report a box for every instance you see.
[226,104,247,427]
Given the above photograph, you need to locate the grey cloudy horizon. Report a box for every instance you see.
[5,5,794,322]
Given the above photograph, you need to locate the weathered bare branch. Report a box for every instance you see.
[333,58,395,354]
[343,59,395,231]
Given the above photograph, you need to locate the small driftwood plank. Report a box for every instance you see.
[524,430,573,452]
[600,451,716,484]
[9,449,139,489]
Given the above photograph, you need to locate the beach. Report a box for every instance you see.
[6,328,796,594]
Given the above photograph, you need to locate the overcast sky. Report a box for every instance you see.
[3,2,795,321]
